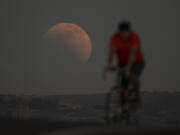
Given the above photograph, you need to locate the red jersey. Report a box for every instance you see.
[110,32,144,65]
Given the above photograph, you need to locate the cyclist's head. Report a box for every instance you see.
[118,21,132,40]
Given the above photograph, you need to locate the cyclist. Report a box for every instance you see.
[106,21,145,113]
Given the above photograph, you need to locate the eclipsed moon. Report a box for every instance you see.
[43,23,92,62]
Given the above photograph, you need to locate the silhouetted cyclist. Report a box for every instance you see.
[105,21,145,112]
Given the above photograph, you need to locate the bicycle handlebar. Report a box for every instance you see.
[102,67,117,81]
[102,68,130,81]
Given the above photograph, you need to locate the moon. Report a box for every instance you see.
[43,23,92,62]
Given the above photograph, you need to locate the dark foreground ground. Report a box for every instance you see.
[1,118,180,135]
[0,92,180,135]
[0,118,96,135]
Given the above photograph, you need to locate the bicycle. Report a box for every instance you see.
[103,68,141,125]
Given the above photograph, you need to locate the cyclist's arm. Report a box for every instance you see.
[107,46,116,69]
[125,46,139,71]
[125,33,141,72]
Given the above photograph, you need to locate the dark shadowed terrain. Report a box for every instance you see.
[0,92,180,135]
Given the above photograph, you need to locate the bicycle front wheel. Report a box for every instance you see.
[105,87,121,123]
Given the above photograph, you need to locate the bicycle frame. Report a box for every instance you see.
[103,69,140,124]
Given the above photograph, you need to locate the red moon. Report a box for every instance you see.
[43,23,92,62]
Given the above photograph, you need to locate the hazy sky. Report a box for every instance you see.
[0,0,180,95]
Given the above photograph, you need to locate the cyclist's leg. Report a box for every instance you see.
[120,71,130,113]
[129,62,145,108]
[129,74,142,106]
[120,72,133,124]
[116,67,126,113]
